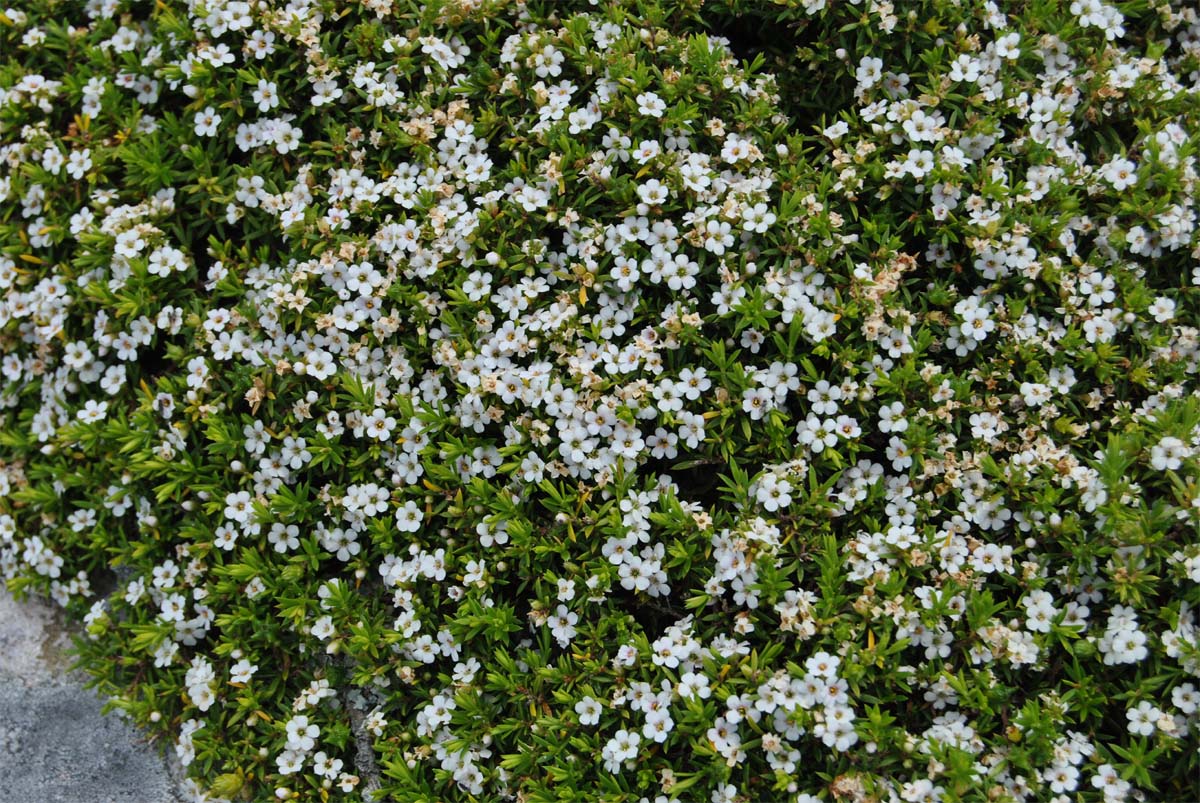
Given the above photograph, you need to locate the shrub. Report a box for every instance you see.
[1,0,1198,801]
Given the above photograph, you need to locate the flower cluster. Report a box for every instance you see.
[1,0,1199,802]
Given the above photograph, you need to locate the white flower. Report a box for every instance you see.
[721,133,753,163]
[703,219,733,255]
[268,523,300,553]
[1125,700,1161,737]
[153,639,178,668]
[77,399,108,423]
[1102,156,1137,190]
[1043,763,1079,794]
[807,380,843,416]
[159,592,187,622]
[224,490,254,523]
[1090,763,1124,795]
[1148,295,1175,323]
[632,138,660,164]
[823,120,850,140]
[276,749,305,775]
[1082,315,1116,344]
[996,32,1021,59]
[213,523,238,550]
[285,715,319,751]
[395,500,423,533]
[311,78,343,106]
[574,696,601,726]
[1023,590,1058,633]
[878,401,907,433]
[1019,382,1052,407]
[1149,436,1188,471]
[643,708,674,743]
[797,415,839,453]
[193,106,221,136]
[601,728,641,772]
[66,149,92,179]
[741,202,776,233]
[678,671,711,700]
[903,148,935,178]
[856,56,884,89]
[885,436,913,470]
[251,79,280,112]
[755,474,793,512]
[548,604,578,646]
[615,644,638,666]
[1102,625,1148,665]
[636,178,668,206]
[364,408,396,440]
[248,29,275,58]
[312,750,344,778]
[636,91,665,117]
[190,684,216,712]
[312,614,336,638]
[41,146,64,174]
[1172,683,1198,714]
[230,659,258,684]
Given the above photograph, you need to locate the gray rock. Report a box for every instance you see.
[0,587,186,803]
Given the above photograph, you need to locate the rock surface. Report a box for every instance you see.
[0,587,185,803]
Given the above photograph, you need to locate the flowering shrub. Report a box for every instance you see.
[1,0,1199,801]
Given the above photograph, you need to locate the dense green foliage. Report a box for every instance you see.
[1,0,1199,801]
